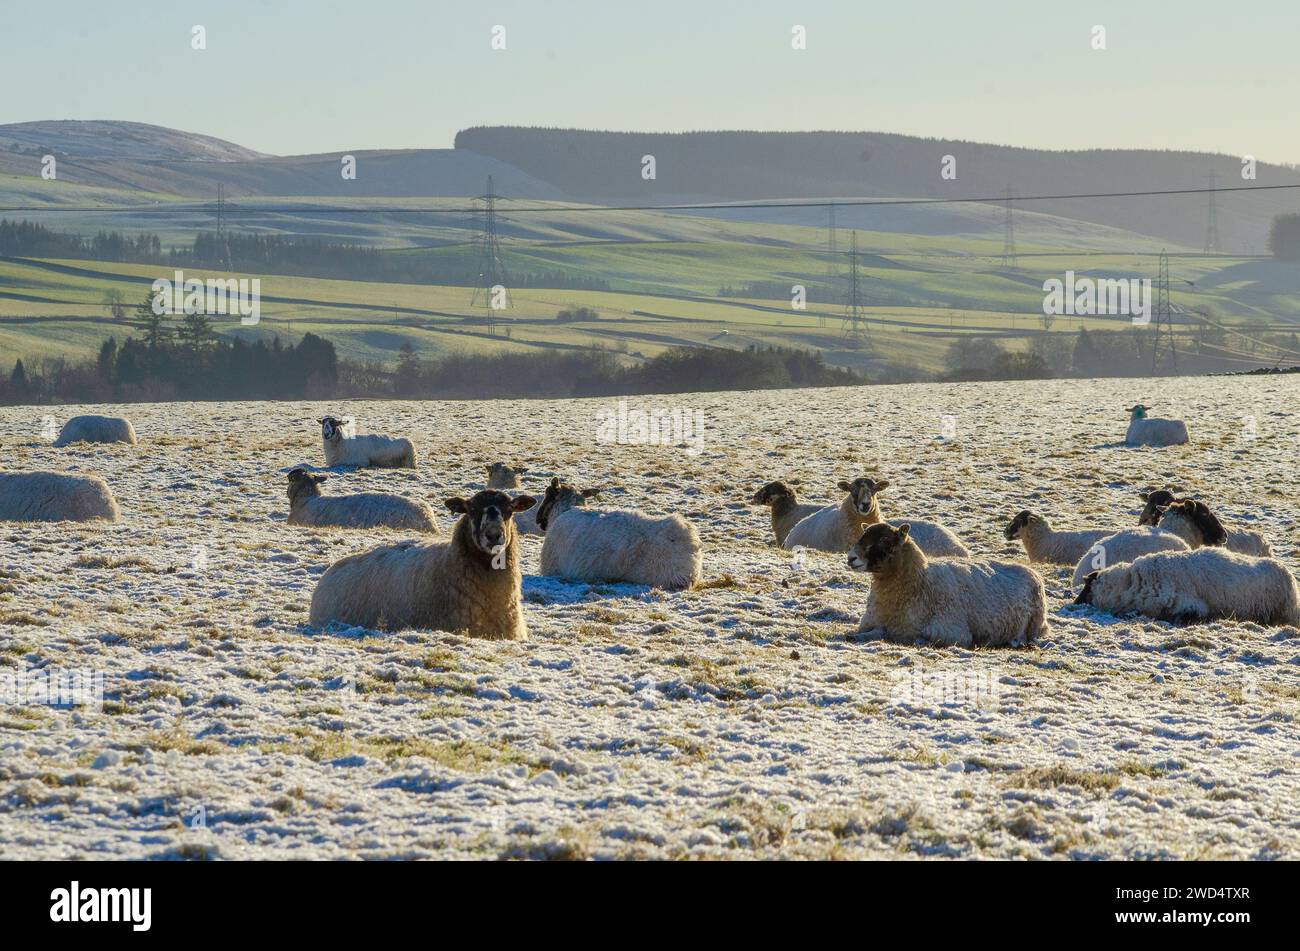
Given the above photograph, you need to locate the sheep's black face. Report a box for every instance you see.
[1074,571,1099,605]
[838,477,888,516]
[446,490,536,556]
[848,523,908,573]
[1137,490,1175,526]
[536,478,598,531]
[1004,510,1034,540]
[1164,499,1227,546]
[750,481,793,506]
[318,416,344,442]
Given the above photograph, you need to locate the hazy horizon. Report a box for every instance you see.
[4,0,1299,163]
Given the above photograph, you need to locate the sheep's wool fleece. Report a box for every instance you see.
[541,508,702,590]
[290,492,439,532]
[0,471,120,522]
[309,519,525,638]
[53,415,137,447]
[1071,526,1189,587]
[861,550,1048,647]
[1126,417,1188,447]
[1087,547,1300,626]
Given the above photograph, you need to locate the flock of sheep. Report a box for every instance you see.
[4,403,1298,648]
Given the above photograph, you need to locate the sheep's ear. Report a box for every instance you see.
[313,474,328,484]
[581,488,601,498]
[288,468,304,479]
[1139,492,1149,502]
[444,497,469,514]
[550,477,561,489]
[512,495,537,513]
[837,480,852,492]
[874,479,890,492]
[518,467,529,474]
[896,523,910,539]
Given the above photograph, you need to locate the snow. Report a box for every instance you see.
[1,376,1297,859]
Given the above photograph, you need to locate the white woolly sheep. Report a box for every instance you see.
[1124,404,1188,447]
[286,469,439,532]
[318,415,415,469]
[0,471,120,522]
[1070,526,1189,587]
[1004,510,1118,565]
[750,481,821,547]
[308,489,535,638]
[848,523,1048,647]
[783,476,969,557]
[53,415,137,447]
[1140,492,1273,557]
[537,477,702,590]
[486,462,542,535]
[1075,547,1300,627]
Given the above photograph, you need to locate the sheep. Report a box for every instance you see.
[1004,510,1118,565]
[783,476,969,557]
[318,416,415,469]
[536,477,702,590]
[1139,492,1273,557]
[848,523,1048,647]
[53,415,137,447]
[0,471,120,522]
[485,462,528,490]
[308,489,535,638]
[486,462,542,535]
[285,468,439,532]
[1124,404,1188,447]
[1070,526,1189,587]
[1075,547,1300,627]
[750,481,820,547]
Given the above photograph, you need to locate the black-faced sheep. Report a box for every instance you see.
[848,523,1048,647]
[784,476,969,557]
[750,481,820,547]
[308,489,535,638]
[1075,547,1300,627]
[286,469,439,532]
[52,415,137,447]
[536,477,702,590]
[318,416,415,469]
[1125,405,1188,447]
[1004,510,1117,565]
[486,462,542,535]
[0,471,120,522]
[1140,493,1273,557]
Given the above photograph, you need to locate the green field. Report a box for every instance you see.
[3,179,1298,375]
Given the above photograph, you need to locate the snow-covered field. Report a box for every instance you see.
[2,376,1298,860]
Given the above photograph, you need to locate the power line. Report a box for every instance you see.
[6,182,1300,217]
[1204,170,1222,254]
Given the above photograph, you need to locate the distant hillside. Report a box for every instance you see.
[0,121,564,200]
[455,127,1300,251]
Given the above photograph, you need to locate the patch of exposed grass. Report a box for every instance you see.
[1009,765,1121,792]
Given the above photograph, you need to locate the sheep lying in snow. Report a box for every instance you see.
[848,523,1048,647]
[784,477,969,557]
[318,416,415,469]
[1076,547,1300,627]
[537,477,702,590]
[486,462,542,535]
[485,462,528,489]
[53,415,137,447]
[1139,491,1273,557]
[286,469,439,532]
[1004,510,1117,565]
[308,489,535,638]
[1071,526,1189,587]
[0,471,120,522]
[1124,405,1188,447]
[750,481,820,547]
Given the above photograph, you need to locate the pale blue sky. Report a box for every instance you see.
[4,0,1298,162]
